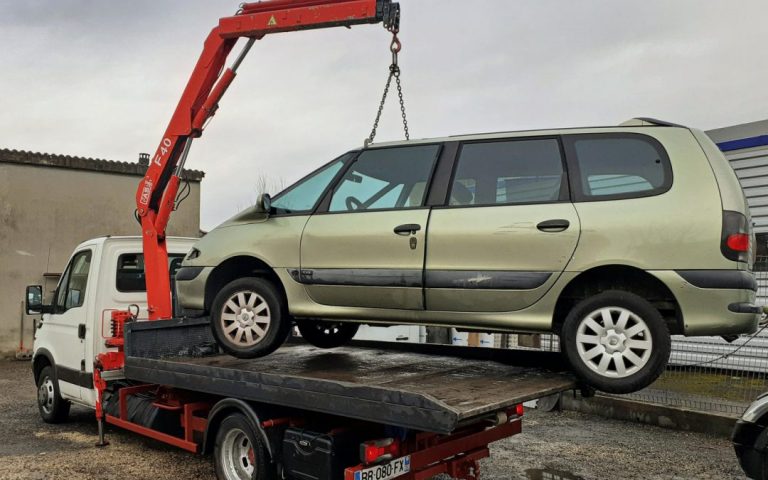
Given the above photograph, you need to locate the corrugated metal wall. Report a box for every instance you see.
[729,147,768,231]
[668,144,768,372]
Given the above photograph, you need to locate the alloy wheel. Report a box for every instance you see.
[219,291,271,348]
[575,306,653,378]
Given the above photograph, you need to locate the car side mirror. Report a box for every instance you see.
[26,285,43,315]
[255,193,272,213]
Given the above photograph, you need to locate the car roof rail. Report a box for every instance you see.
[620,117,687,128]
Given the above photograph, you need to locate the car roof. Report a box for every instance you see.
[367,118,688,149]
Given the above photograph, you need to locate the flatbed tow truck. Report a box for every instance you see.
[117,317,577,479]
[27,2,586,479]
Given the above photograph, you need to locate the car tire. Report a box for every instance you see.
[214,413,276,480]
[296,319,359,349]
[36,365,70,423]
[561,290,671,394]
[211,277,291,359]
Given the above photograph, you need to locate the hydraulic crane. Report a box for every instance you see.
[133,0,400,321]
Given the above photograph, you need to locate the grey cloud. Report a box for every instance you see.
[1,0,766,229]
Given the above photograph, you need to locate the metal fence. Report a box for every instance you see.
[497,260,768,417]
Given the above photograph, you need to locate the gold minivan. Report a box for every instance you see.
[176,118,760,393]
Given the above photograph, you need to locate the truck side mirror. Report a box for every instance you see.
[26,285,43,315]
[256,193,272,213]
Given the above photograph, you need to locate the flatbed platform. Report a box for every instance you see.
[124,318,578,433]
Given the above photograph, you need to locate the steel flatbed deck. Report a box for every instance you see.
[124,317,578,434]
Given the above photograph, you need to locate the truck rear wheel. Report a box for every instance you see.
[214,413,275,480]
[211,278,291,359]
[296,319,359,349]
[36,365,70,423]
[561,290,670,394]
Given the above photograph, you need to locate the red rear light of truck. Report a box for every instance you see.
[360,438,400,465]
[721,211,751,263]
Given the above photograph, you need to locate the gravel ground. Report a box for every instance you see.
[0,360,747,480]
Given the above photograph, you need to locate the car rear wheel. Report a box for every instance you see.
[561,290,670,394]
[296,319,359,349]
[36,365,70,423]
[211,278,291,359]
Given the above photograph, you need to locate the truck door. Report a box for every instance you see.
[45,249,93,400]
[300,145,441,310]
[425,137,580,312]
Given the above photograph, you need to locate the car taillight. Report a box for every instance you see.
[360,438,400,465]
[515,403,524,417]
[726,233,750,252]
[721,211,750,262]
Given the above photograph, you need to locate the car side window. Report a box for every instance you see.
[55,250,92,313]
[328,145,440,212]
[116,253,185,292]
[270,155,348,214]
[569,134,671,200]
[449,139,565,206]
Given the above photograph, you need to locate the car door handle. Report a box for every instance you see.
[394,224,421,236]
[537,219,570,232]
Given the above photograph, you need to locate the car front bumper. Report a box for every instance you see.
[175,266,214,311]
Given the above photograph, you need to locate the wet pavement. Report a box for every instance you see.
[0,360,746,479]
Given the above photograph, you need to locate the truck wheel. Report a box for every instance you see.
[561,290,670,394]
[36,365,70,423]
[211,278,291,359]
[214,413,275,480]
[296,319,359,349]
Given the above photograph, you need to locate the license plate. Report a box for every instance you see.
[353,455,411,480]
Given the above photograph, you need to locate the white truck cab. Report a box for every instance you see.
[27,236,196,420]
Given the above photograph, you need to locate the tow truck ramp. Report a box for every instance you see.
[125,318,578,434]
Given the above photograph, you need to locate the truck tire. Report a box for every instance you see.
[211,278,291,359]
[296,319,359,349]
[561,290,670,394]
[36,365,70,423]
[214,413,275,480]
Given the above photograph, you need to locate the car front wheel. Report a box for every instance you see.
[210,278,291,359]
[561,290,671,394]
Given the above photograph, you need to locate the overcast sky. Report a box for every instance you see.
[2,1,767,230]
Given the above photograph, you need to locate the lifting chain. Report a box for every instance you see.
[365,26,410,147]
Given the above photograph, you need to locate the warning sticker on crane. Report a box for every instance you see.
[268,15,277,27]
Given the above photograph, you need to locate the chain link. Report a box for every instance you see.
[365,32,410,147]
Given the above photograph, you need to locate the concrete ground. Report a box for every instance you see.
[0,360,747,480]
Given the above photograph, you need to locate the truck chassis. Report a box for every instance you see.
[93,317,577,479]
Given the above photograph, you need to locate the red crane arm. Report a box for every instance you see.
[135,0,400,320]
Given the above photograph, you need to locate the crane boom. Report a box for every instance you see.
[135,0,400,320]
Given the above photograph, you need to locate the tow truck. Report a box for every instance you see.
[26,2,583,479]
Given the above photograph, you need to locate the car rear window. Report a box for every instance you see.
[567,134,672,201]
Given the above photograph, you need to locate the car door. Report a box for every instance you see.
[425,137,580,312]
[44,249,93,400]
[300,144,442,310]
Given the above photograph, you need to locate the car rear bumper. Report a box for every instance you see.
[650,270,760,336]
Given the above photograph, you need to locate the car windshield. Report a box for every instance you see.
[270,154,350,214]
